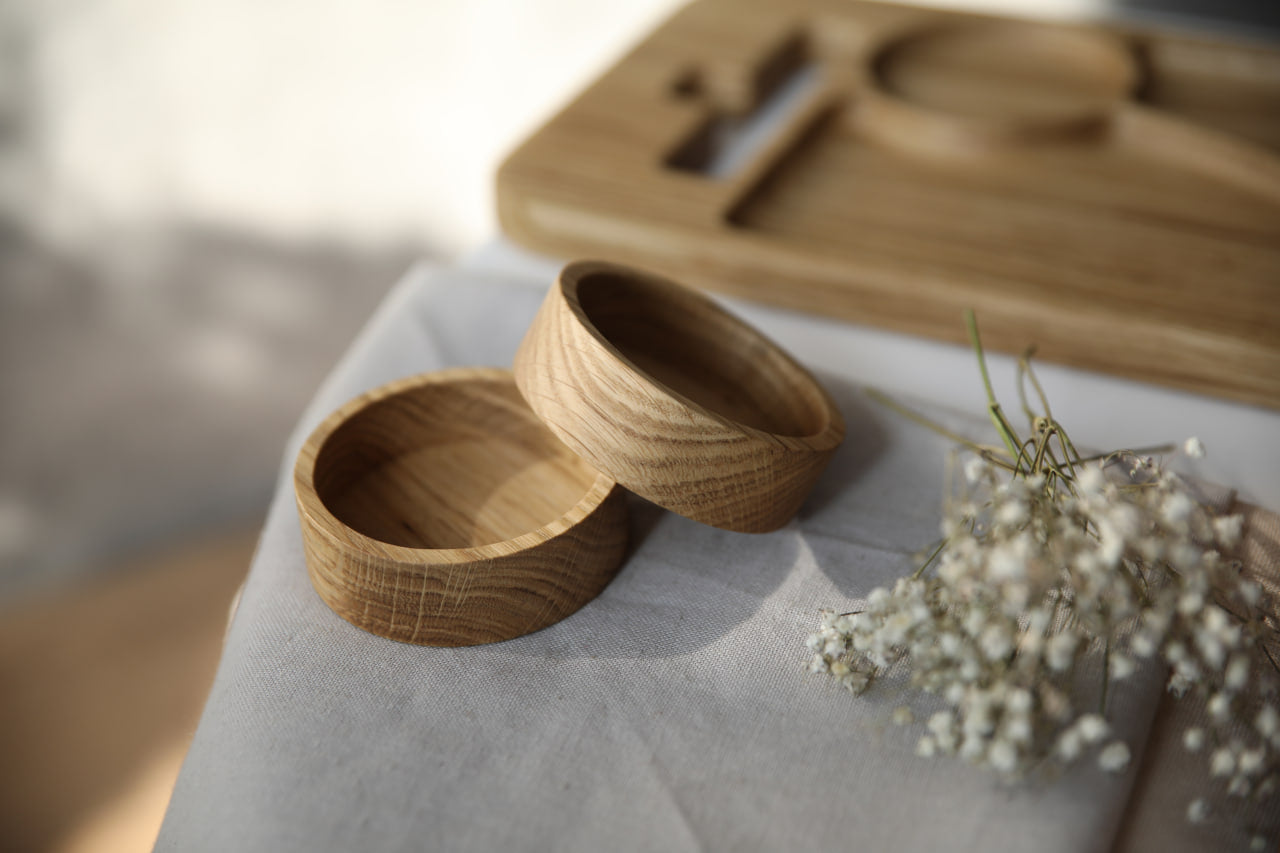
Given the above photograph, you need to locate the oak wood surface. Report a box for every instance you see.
[513,261,844,533]
[294,368,628,646]
[497,0,1280,408]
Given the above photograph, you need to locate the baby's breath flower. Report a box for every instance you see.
[1130,632,1158,658]
[1167,673,1193,698]
[1002,714,1032,745]
[1161,492,1196,526]
[964,456,990,484]
[1045,633,1078,672]
[980,625,1013,661]
[1098,741,1131,773]
[807,358,1277,836]
[1006,688,1032,713]
[1257,706,1279,739]
[1183,728,1205,752]
[959,733,986,762]
[1076,464,1105,495]
[989,739,1018,773]
[995,500,1029,528]
[1227,775,1251,797]
[1077,714,1110,744]
[1238,748,1265,777]
[1224,656,1249,692]
[1109,653,1135,681]
[1039,684,1070,723]
[935,729,958,754]
[1056,729,1083,761]
[1213,515,1244,550]
[1210,748,1236,777]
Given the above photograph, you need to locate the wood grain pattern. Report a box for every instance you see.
[513,261,844,533]
[497,0,1280,408]
[294,368,628,646]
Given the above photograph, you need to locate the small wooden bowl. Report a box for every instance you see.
[514,261,844,533]
[294,367,628,646]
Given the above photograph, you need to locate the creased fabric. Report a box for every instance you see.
[156,259,1278,853]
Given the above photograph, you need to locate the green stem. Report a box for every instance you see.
[1074,444,1177,465]
[1051,423,1080,479]
[1018,435,1039,473]
[1262,642,1280,679]
[1100,632,1111,714]
[965,310,1025,468]
[866,388,1016,469]
[1016,352,1037,423]
[1021,348,1054,422]
[912,538,949,580]
[1029,429,1053,476]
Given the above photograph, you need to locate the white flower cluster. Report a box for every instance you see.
[807,443,1279,834]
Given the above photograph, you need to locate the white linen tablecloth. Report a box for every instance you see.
[155,243,1280,852]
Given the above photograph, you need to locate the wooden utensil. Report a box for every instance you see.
[294,368,628,646]
[513,260,845,533]
[497,0,1280,408]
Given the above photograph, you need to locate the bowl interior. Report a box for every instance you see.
[575,271,829,437]
[312,375,599,549]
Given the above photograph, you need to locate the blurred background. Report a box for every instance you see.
[0,0,1274,851]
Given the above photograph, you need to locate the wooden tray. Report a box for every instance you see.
[497,0,1280,408]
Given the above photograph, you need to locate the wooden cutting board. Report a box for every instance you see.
[497,0,1280,409]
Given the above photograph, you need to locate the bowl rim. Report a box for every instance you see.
[293,366,619,566]
[556,259,845,453]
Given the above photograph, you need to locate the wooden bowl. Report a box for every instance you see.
[294,367,628,646]
[513,261,844,533]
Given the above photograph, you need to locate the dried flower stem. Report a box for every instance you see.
[965,310,1024,467]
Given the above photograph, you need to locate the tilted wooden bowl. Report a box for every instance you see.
[294,367,628,646]
[513,260,845,533]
